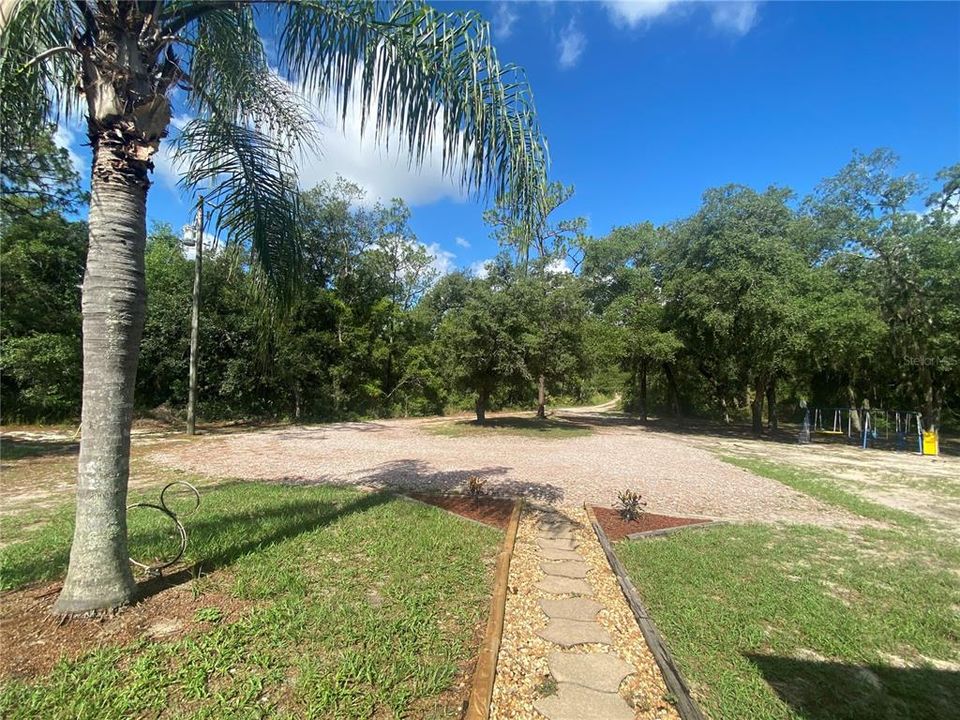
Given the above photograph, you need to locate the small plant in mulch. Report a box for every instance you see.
[193,606,224,624]
[466,474,486,502]
[616,489,647,521]
[535,675,558,697]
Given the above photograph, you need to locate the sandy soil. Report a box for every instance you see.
[144,409,870,529]
[689,430,960,529]
[9,406,954,531]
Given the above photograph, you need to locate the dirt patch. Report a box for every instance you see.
[698,433,960,532]
[0,567,253,680]
[408,493,515,530]
[145,415,869,529]
[590,506,713,541]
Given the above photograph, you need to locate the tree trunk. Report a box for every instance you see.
[720,397,731,424]
[536,374,546,419]
[293,383,301,422]
[476,387,488,424]
[751,376,767,436]
[919,365,937,431]
[663,362,681,420]
[54,143,148,614]
[847,385,862,433]
[766,378,778,431]
[638,361,648,422]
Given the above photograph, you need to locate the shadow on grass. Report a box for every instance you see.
[745,653,960,720]
[436,416,594,439]
[1,486,395,596]
[0,436,78,461]
[477,417,591,432]
[360,458,565,505]
[188,490,392,573]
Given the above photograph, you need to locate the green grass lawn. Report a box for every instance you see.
[0,469,500,719]
[426,415,593,439]
[616,459,960,720]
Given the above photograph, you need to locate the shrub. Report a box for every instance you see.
[616,489,647,521]
[466,475,486,500]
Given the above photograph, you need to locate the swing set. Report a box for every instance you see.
[803,407,938,454]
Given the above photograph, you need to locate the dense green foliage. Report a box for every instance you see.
[2,139,957,429]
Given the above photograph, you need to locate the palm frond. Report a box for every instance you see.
[0,0,84,148]
[174,117,303,301]
[181,2,317,153]
[278,0,549,219]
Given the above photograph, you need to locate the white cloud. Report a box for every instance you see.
[710,2,759,36]
[152,69,471,212]
[294,66,468,208]
[604,0,677,28]
[151,115,195,194]
[558,18,587,69]
[152,142,183,193]
[470,259,492,279]
[424,242,456,275]
[495,2,518,40]
[53,122,83,173]
[546,257,572,275]
[604,1,760,35]
[455,236,471,249]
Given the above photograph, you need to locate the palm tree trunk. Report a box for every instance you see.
[54,143,148,614]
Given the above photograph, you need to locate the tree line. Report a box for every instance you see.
[3,133,958,433]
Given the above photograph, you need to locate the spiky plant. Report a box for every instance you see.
[0,0,548,614]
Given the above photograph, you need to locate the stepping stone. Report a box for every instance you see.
[540,547,581,562]
[537,619,611,647]
[540,597,602,622]
[539,528,576,540]
[534,683,634,720]
[541,560,589,579]
[537,576,592,595]
[538,517,574,530]
[547,651,634,693]
[538,537,578,551]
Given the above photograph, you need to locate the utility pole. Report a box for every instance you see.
[186,196,204,435]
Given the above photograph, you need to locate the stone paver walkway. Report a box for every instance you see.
[530,513,635,720]
[490,506,679,720]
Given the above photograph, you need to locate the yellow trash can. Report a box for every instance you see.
[922,431,939,456]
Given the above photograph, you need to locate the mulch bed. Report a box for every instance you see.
[590,506,713,542]
[0,567,253,680]
[407,493,515,530]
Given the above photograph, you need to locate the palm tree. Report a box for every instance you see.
[0,0,548,614]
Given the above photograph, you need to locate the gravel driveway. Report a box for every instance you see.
[147,409,867,528]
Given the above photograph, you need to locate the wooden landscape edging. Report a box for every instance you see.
[626,519,722,541]
[464,499,522,720]
[585,504,707,720]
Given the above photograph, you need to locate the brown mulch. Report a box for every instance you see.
[0,567,253,680]
[408,493,515,530]
[591,506,713,542]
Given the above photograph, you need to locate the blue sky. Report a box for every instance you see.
[56,1,960,275]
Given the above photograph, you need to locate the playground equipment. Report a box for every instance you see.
[805,407,938,455]
[812,407,855,438]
